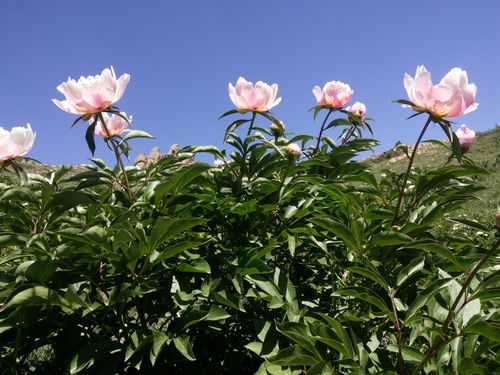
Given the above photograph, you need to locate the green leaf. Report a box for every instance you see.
[48,191,93,211]
[152,241,202,263]
[334,288,390,314]
[471,287,500,303]
[324,118,351,130]
[150,332,169,366]
[121,130,154,141]
[406,241,457,263]
[394,99,416,106]
[154,163,210,205]
[24,260,56,283]
[386,345,424,362]
[85,120,97,156]
[257,111,282,125]
[205,305,231,321]
[149,217,204,251]
[370,231,413,247]
[464,321,500,342]
[348,265,389,289]
[310,217,360,252]
[70,346,95,374]
[459,358,488,374]
[173,336,196,361]
[451,218,490,232]
[396,257,425,287]
[287,234,296,257]
[178,259,211,273]
[219,109,239,119]
[277,322,321,359]
[318,314,354,358]
[270,346,319,367]
[4,286,52,309]
[406,278,453,322]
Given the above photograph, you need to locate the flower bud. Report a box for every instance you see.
[346,101,367,120]
[455,124,476,153]
[496,211,500,229]
[270,122,285,137]
[284,143,301,159]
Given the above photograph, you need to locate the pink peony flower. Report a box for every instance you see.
[52,66,130,116]
[455,124,476,151]
[228,77,281,112]
[403,66,478,119]
[0,124,35,162]
[312,81,353,108]
[346,101,367,120]
[94,113,130,138]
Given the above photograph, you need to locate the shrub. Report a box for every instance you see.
[0,66,498,374]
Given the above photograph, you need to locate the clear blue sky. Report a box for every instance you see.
[2,1,500,165]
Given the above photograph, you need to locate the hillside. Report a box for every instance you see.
[366,126,500,224]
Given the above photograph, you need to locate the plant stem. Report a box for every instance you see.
[342,124,357,145]
[97,113,133,200]
[411,237,500,375]
[314,109,333,154]
[392,115,432,225]
[389,290,408,375]
[247,112,257,136]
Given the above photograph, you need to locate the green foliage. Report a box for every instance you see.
[1,113,500,375]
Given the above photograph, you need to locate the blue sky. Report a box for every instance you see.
[2,1,500,165]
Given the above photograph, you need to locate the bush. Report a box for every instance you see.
[0,68,499,374]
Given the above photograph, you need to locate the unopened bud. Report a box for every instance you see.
[284,143,301,159]
[455,124,476,154]
[496,212,500,229]
[270,122,285,137]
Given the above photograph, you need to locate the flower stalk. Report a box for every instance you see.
[97,112,132,200]
[393,115,432,224]
[314,109,333,153]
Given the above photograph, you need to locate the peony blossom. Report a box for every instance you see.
[403,65,478,119]
[346,101,367,120]
[0,124,35,162]
[94,113,130,138]
[284,143,301,158]
[52,66,130,116]
[455,124,476,151]
[312,81,353,108]
[228,77,281,112]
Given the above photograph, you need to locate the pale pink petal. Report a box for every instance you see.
[312,85,323,104]
[114,73,130,103]
[228,83,239,108]
[269,96,282,110]
[463,102,479,115]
